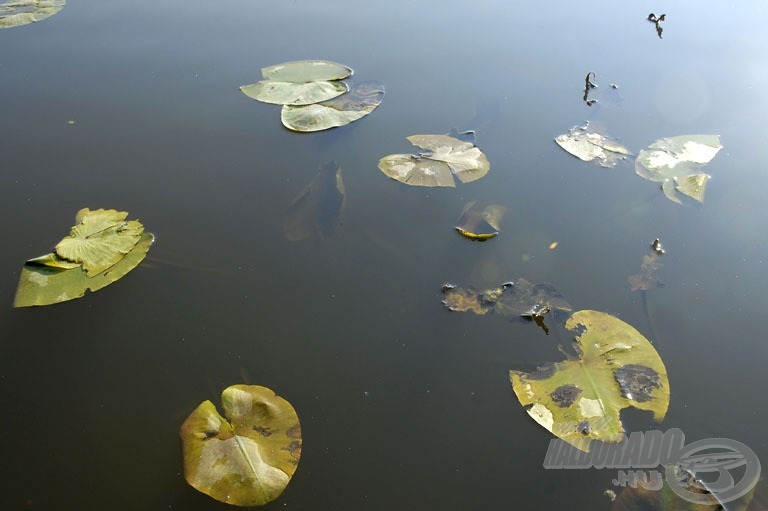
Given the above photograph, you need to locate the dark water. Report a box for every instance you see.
[1,0,767,509]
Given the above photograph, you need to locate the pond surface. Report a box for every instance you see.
[1,0,767,509]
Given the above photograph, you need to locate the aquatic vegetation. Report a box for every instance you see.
[0,0,65,29]
[180,385,302,506]
[454,201,506,241]
[555,123,631,168]
[283,161,346,241]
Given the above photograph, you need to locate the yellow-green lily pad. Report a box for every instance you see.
[180,385,302,507]
[0,0,65,29]
[13,208,152,307]
[510,310,669,451]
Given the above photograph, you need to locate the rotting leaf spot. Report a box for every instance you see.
[614,364,661,402]
[550,384,582,407]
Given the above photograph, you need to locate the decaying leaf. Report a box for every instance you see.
[628,253,663,292]
[14,209,153,307]
[0,0,65,29]
[240,60,352,106]
[441,278,572,317]
[555,123,632,168]
[510,310,670,451]
[281,80,385,132]
[611,467,761,511]
[180,385,302,507]
[455,201,506,241]
[284,161,345,242]
[635,135,722,204]
[378,134,490,187]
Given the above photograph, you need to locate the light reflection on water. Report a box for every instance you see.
[0,0,767,509]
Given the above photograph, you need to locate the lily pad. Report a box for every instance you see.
[0,0,65,29]
[378,134,490,187]
[13,209,152,307]
[442,278,572,317]
[510,310,670,451]
[555,123,631,168]
[241,80,348,106]
[455,201,506,241]
[281,80,385,132]
[635,135,722,204]
[261,60,352,82]
[54,208,144,276]
[180,385,302,507]
[284,161,345,241]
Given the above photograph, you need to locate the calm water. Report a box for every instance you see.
[1,0,767,509]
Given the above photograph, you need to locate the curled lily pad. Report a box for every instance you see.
[180,385,302,507]
[261,60,352,82]
[284,161,345,241]
[14,209,151,307]
[378,134,490,187]
[281,80,385,132]
[510,310,670,451]
[0,0,65,29]
[54,208,144,276]
[635,135,722,204]
[555,123,631,168]
[455,201,506,241]
[241,80,348,106]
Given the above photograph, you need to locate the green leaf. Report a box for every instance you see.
[510,310,670,451]
[261,60,352,82]
[283,161,345,242]
[240,80,348,106]
[54,208,144,276]
[0,0,65,29]
[281,80,385,132]
[180,385,302,507]
[378,134,490,187]
[14,233,154,307]
[555,123,631,168]
[635,135,722,204]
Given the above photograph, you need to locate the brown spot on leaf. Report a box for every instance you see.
[253,426,273,437]
[286,423,301,439]
[614,364,661,402]
[550,384,582,407]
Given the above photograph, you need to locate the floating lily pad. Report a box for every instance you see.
[510,310,670,451]
[284,161,345,241]
[555,123,631,168]
[0,0,65,29]
[378,134,490,187]
[261,60,352,82]
[442,278,572,317]
[241,80,348,106]
[281,80,385,132]
[635,135,722,204]
[455,201,507,241]
[13,209,152,307]
[241,60,352,106]
[180,385,302,507]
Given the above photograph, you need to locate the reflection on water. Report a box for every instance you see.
[1,0,767,509]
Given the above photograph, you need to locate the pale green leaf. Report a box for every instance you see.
[510,310,670,451]
[281,80,385,132]
[378,134,490,187]
[555,124,631,168]
[240,80,348,106]
[635,135,721,204]
[0,0,65,28]
[261,60,352,82]
[54,208,143,276]
[180,385,302,507]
